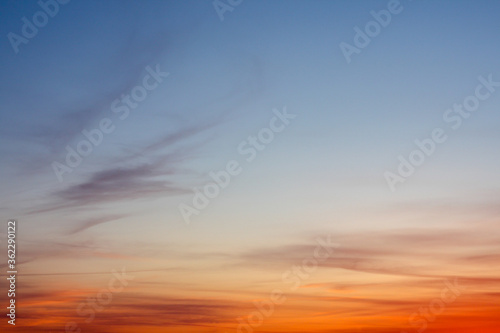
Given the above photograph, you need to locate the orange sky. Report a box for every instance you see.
[2,224,499,332]
[2,1,500,332]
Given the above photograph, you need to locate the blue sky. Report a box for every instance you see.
[1,1,500,332]
[0,0,499,239]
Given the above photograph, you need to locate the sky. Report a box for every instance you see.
[0,0,499,332]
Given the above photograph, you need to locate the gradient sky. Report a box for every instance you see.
[1,0,499,332]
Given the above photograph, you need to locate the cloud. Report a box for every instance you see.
[6,226,500,332]
[29,149,190,215]
[236,227,500,280]
[67,214,127,235]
